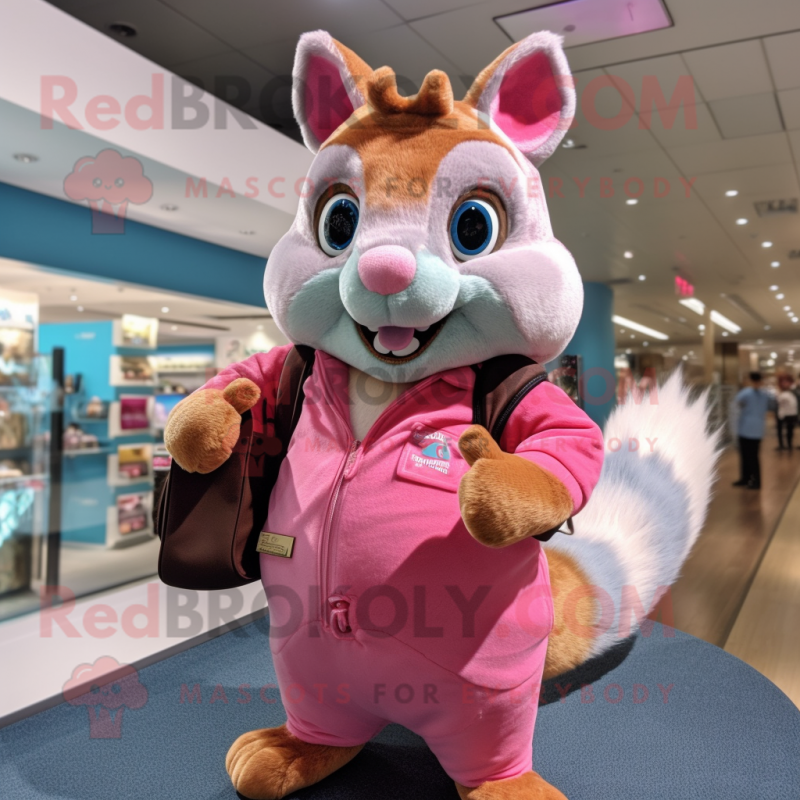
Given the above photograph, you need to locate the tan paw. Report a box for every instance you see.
[458,425,573,547]
[226,725,363,800]
[456,771,569,799]
[164,377,260,474]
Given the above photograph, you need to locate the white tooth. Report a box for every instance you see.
[373,334,390,354]
[392,337,420,357]
[416,325,430,332]
[367,325,378,332]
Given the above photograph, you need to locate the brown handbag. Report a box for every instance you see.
[155,346,315,590]
[155,350,563,591]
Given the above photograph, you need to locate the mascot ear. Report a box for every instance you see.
[464,31,575,167]
[292,30,373,153]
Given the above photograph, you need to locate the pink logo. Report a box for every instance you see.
[62,656,148,739]
[63,149,153,234]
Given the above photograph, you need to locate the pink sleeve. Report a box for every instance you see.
[200,344,294,396]
[499,380,605,514]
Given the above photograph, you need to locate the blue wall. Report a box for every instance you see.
[0,182,266,307]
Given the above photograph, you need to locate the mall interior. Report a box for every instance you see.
[1,0,799,798]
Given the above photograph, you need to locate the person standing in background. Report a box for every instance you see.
[777,374,799,451]
[733,372,775,490]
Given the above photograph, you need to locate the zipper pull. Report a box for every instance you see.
[344,440,360,478]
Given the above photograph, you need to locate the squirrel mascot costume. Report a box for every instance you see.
[164,29,717,800]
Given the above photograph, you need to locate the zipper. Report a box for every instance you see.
[316,361,444,631]
[318,439,359,627]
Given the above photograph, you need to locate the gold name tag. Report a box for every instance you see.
[256,531,295,558]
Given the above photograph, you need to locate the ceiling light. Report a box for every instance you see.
[762,241,773,248]
[770,285,779,291]
[612,315,669,340]
[13,153,39,163]
[562,138,576,149]
[77,306,84,312]
[722,331,729,337]
[710,309,741,334]
[777,293,785,300]
[257,324,264,330]
[624,251,633,259]
[160,203,179,212]
[679,297,705,315]
[725,190,738,197]
[630,334,635,338]
[736,218,748,225]
[625,348,632,354]
[69,294,77,301]
[170,325,178,331]
[765,325,771,330]
[626,198,638,205]
[699,324,706,331]
[784,306,791,311]
[161,306,170,313]
[643,341,649,347]
[682,354,688,360]
[793,318,799,323]
[771,261,780,267]
[638,274,646,281]
[771,351,778,358]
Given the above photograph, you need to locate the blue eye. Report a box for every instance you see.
[449,198,500,260]
[318,193,359,256]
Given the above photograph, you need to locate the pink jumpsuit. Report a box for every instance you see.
[205,346,604,786]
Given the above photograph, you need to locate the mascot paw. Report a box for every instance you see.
[457,425,573,547]
[164,377,260,474]
[226,725,364,800]
[456,771,569,799]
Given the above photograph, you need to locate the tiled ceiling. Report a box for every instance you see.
[23,0,800,350]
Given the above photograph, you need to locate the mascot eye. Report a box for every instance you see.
[318,193,359,256]
[450,198,500,260]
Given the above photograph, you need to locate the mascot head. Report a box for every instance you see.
[265,30,581,382]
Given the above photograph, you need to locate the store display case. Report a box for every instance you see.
[0,356,51,599]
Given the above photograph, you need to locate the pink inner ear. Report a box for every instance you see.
[304,54,356,145]
[490,50,563,155]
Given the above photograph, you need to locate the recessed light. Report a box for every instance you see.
[13,153,39,163]
[69,294,78,301]
[257,324,264,330]
[770,285,779,291]
[762,241,773,248]
[793,318,799,323]
[239,230,256,235]
[765,325,771,330]
[699,324,706,331]
[626,198,638,205]
[777,293,785,299]
[770,351,778,359]
[171,325,178,331]
[625,348,632,354]
[624,250,634,259]
[736,218,748,225]
[725,190,738,197]
[643,341,649,347]
[161,306,170,313]
[771,261,780,267]
[784,306,791,311]
[638,274,646,281]
[108,22,137,37]
[160,203,179,212]
[77,306,84,312]
[682,355,688,360]
[630,334,635,338]
[722,331,729,337]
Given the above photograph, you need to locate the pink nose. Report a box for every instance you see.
[357,245,416,295]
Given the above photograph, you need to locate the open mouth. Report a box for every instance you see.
[356,317,447,363]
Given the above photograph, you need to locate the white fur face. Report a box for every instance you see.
[264,135,582,382]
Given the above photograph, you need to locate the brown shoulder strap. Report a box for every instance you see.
[273,345,316,453]
[472,354,547,443]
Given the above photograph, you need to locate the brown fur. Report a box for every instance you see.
[164,377,260,474]
[324,82,513,208]
[226,724,364,800]
[456,770,568,799]
[542,549,598,680]
[330,38,373,100]
[463,40,521,110]
[457,425,573,547]
[368,66,454,117]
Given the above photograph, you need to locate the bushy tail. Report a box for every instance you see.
[546,370,721,658]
